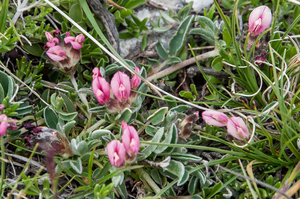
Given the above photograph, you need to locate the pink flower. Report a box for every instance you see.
[45,32,59,48]
[202,110,229,127]
[92,76,110,105]
[121,122,140,157]
[227,117,250,140]
[249,6,272,36]
[131,66,141,89]
[64,32,85,50]
[0,114,8,136]
[107,140,125,167]
[111,71,131,103]
[46,46,66,61]
[92,67,102,80]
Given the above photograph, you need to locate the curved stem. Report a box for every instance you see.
[136,168,161,194]
[0,136,5,196]
[147,49,219,81]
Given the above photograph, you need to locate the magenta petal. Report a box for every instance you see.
[111,72,131,103]
[0,114,7,136]
[70,41,83,50]
[46,46,66,61]
[75,34,85,44]
[92,67,101,79]
[64,36,75,44]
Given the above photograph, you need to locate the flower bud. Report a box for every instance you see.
[92,75,110,105]
[107,140,125,167]
[92,67,102,79]
[0,114,7,136]
[226,117,250,140]
[202,110,229,127]
[131,66,141,89]
[179,111,199,138]
[45,32,59,48]
[121,122,140,157]
[111,71,131,103]
[249,6,272,36]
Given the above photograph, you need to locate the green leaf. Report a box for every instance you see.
[71,139,89,156]
[170,105,190,113]
[22,43,44,57]
[58,111,78,121]
[179,91,195,100]
[0,84,4,103]
[153,25,173,33]
[190,28,215,45]
[195,16,214,31]
[159,10,177,24]
[89,129,111,140]
[190,84,199,96]
[154,123,176,154]
[124,0,146,10]
[64,120,76,137]
[156,41,169,60]
[44,107,58,129]
[69,2,83,23]
[88,106,106,114]
[0,0,9,33]
[167,57,181,65]
[206,181,223,198]
[188,176,199,195]
[171,153,202,162]
[151,169,162,184]
[70,157,83,174]
[115,108,132,123]
[142,33,148,51]
[211,56,223,71]
[165,160,189,186]
[147,107,168,125]
[137,127,164,161]
[169,15,194,55]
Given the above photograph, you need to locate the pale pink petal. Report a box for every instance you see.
[107,140,125,167]
[227,117,250,140]
[249,6,272,36]
[202,110,228,127]
[45,32,53,42]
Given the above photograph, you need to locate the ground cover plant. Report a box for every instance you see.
[1,0,300,198]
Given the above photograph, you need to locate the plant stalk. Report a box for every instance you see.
[0,136,5,196]
[147,49,219,81]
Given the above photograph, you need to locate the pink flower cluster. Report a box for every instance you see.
[107,122,140,167]
[92,66,141,106]
[248,6,272,36]
[202,110,250,140]
[44,30,85,74]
